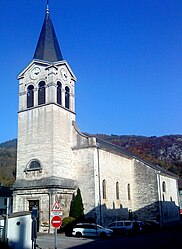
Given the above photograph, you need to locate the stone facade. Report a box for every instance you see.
[13,7,180,233]
[71,134,180,226]
[13,60,78,233]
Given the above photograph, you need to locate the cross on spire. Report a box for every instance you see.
[46,0,50,14]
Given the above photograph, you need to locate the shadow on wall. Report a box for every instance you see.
[133,200,180,226]
[0,213,32,249]
[84,200,180,226]
[8,217,28,249]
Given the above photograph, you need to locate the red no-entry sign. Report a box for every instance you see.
[51,216,62,228]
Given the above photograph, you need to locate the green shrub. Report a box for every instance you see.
[60,217,76,236]
[62,217,75,227]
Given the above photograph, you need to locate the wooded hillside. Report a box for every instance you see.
[95,134,182,177]
[0,135,182,186]
[0,139,17,186]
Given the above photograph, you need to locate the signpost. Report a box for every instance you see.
[4,198,9,246]
[51,201,63,249]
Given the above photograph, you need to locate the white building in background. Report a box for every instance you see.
[13,4,180,233]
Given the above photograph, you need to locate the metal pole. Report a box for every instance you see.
[31,207,38,249]
[54,228,57,249]
[4,198,9,245]
[31,219,34,249]
[34,219,37,249]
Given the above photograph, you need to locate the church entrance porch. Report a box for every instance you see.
[13,176,77,233]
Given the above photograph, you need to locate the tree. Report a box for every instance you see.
[69,188,84,220]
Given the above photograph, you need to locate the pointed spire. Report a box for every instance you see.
[46,0,50,14]
[33,2,63,62]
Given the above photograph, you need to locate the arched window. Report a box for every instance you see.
[127,183,131,200]
[102,180,106,199]
[24,160,42,173]
[38,81,46,105]
[27,85,34,108]
[65,86,70,109]
[57,81,62,105]
[29,160,41,169]
[116,181,119,200]
[162,181,166,192]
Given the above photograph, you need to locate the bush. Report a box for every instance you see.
[58,217,76,236]
[62,217,75,227]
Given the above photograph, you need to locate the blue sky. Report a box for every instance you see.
[0,0,182,143]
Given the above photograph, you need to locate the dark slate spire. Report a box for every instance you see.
[33,3,63,62]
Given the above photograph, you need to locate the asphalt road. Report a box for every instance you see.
[36,226,182,249]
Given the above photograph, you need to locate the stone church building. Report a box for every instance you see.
[13,5,180,233]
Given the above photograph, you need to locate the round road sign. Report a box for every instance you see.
[51,216,62,228]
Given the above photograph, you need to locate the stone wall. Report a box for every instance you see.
[95,148,133,224]
[132,159,160,220]
[72,147,96,219]
[159,174,180,224]
[13,187,74,233]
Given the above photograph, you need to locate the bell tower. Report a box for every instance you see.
[13,4,77,232]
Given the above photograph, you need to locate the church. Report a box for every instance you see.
[13,4,180,233]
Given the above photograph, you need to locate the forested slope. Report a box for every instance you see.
[0,135,182,186]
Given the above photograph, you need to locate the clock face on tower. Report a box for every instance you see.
[30,67,41,79]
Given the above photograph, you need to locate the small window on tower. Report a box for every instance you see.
[24,159,42,173]
[65,86,70,109]
[57,81,62,105]
[38,81,46,105]
[29,161,41,169]
[27,85,34,108]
